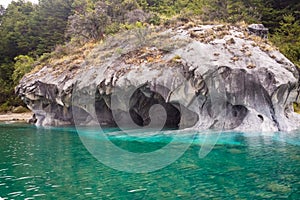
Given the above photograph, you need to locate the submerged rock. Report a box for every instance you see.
[16,24,300,131]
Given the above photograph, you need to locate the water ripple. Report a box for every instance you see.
[0,124,299,199]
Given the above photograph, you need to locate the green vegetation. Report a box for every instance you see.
[271,14,300,67]
[0,0,73,112]
[0,0,299,112]
[12,55,34,85]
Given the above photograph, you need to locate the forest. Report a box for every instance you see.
[0,0,299,112]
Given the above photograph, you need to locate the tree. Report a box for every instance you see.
[271,14,300,67]
[0,5,5,22]
[67,1,111,41]
[0,1,37,62]
[260,0,300,33]
[66,0,149,41]
[35,0,74,54]
[0,1,38,110]
[0,62,14,107]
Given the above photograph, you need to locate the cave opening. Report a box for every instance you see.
[128,86,181,129]
[94,85,199,129]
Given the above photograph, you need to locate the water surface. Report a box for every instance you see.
[0,123,299,199]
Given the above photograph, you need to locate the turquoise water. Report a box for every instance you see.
[0,123,299,199]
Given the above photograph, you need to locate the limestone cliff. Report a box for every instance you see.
[16,24,300,132]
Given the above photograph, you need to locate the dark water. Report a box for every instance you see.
[0,123,299,199]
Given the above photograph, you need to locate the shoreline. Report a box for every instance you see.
[0,112,33,122]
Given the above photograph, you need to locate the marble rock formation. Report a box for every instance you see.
[16,24,300,132]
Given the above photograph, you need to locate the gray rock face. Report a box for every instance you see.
[16,24,300,132]
[247,24,269,39]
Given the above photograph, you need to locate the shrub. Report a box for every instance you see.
[12,106,30,113]
[12,55,34,85]
[0,102,11,113]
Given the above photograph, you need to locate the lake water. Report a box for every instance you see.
[0,123,299,199]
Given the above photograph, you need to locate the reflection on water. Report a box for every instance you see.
[0,123,299,199]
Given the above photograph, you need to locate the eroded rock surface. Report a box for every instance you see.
[16,24,300,131]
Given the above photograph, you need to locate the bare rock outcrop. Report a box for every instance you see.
[16,24,300,132]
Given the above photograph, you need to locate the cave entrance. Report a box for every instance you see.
[94,85,198,129]
[128,86,180,129]
[128,85,198,129]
